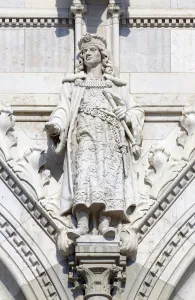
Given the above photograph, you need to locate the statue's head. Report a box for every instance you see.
[76,33,114,75]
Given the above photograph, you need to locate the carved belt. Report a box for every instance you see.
[79,103,120,127]
[79,104,128,154]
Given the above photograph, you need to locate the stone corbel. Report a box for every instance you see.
[71,0,87,61]
[69,236,126,300]
[108,1,124,74]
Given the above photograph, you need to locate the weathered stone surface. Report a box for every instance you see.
[120,28,171,72]
[0,30,24,72]
[25,0,72,8]
[0,0,24,8]
[25,28,74,72]
[130,73,195,93]
[130,0,170,9]
[171,30,195,72]
[171,0,195,8]
[0,73,64,93]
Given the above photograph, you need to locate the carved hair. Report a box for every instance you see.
[75,45,115,76]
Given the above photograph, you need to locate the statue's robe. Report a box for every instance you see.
[49,74,144,222]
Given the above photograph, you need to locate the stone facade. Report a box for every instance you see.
[0,1,195,299]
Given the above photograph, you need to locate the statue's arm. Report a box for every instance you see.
[122,86,145,146]
[45,82,72,154]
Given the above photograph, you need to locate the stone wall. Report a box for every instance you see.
[0,0,74,155]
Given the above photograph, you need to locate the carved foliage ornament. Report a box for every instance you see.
[129,99,195,231]
[0,104,17,162]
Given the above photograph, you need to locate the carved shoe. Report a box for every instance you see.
[67,211,89,241]
[101,226,116,238]
[99,216,116,238]
[67,228,87,241]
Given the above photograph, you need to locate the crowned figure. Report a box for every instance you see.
[45,34,144,241]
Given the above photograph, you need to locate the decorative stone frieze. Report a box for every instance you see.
[0,8,73,28]
[0,17,73,28]
[123,17,195,27]
[122,9,195,28]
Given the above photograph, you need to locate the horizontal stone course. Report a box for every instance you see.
[0,73,64,93]
[2,73,195,95]
[130,73,195,93]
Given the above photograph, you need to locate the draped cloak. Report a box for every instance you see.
[49,75,144,222]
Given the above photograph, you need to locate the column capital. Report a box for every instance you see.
[71,2,87,17]
[107,1,124,17]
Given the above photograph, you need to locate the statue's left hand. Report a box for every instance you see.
[113,106,127,121]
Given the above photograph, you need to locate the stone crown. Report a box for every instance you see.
[78,33,107,51]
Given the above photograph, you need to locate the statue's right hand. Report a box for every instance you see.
[45,121,60,136]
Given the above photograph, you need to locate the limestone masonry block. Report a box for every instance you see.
[120,28,171,72]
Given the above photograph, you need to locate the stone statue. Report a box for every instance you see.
[45,34,144,242]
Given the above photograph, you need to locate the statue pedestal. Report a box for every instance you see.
[69,235,126,300]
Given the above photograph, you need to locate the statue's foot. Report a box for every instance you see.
[102,227,116,238]
[67,227,88,241]
[67,229,81,241]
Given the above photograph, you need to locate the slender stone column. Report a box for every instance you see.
[108,3,123,75]
[71,1,87,62]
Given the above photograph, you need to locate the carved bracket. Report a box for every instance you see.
[69,236,126,300]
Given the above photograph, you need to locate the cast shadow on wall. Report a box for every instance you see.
[55,0,72,38]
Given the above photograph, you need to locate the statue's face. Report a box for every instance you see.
[82,46,102,68]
